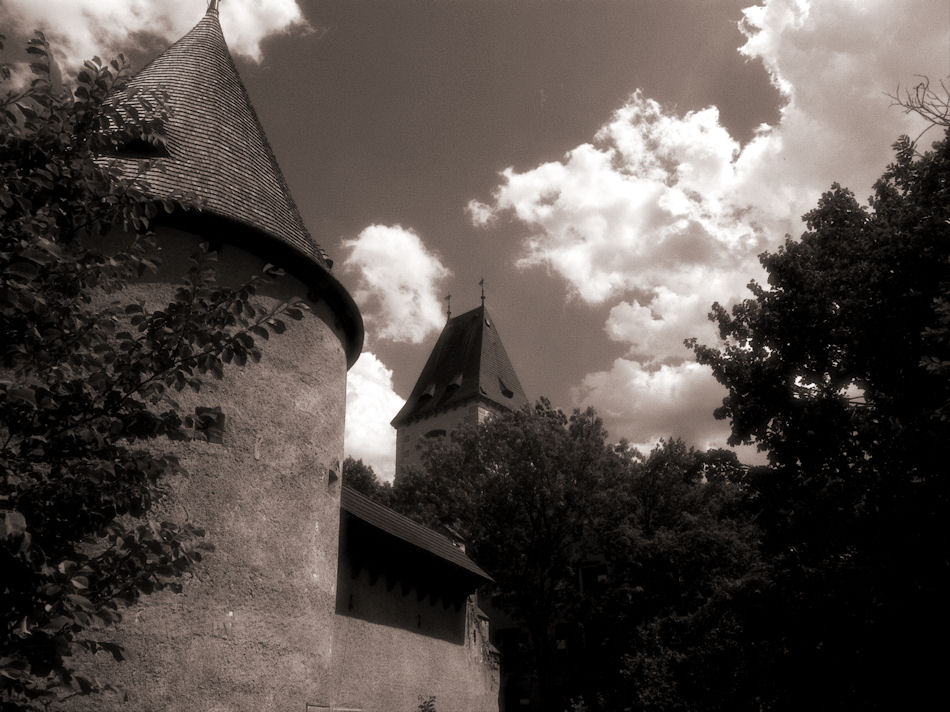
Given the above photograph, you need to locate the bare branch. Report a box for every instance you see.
[888,75,950,144]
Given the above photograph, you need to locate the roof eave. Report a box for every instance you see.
[161,211,363,368]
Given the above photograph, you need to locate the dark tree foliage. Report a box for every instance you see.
[0,36,304,709]
[393,404,760,712]
[689,128,950,709]
[341,456,392,506]
[393,400,632,712]
[607,442,764,712]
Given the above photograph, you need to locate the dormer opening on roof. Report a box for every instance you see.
[498,377,514,399]
[418,383,436,402]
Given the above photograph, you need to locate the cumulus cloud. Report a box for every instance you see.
[472,0,948,452]
[1,0,310,71]
[572,359,731,451]
[341,224,451,345]
[733,0,945,222]
[466,199,496,228]
[605,287,720,364]
[484,95,768,306]
[344,352,406,483]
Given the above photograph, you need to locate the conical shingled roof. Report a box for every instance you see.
[118,6,330,267]
[391,304,528,426]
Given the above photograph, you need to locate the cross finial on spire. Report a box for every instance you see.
[445,293,452,320]
[479,278,486,306]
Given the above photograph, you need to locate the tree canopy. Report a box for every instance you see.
[392,402,760,712]
[0,36,303,709]
[690,127,950,709]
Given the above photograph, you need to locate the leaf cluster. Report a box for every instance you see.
[0,37,306,709]
[342,456,393,506]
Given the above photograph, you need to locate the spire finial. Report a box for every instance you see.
[445,293,452,321]
[208,0,220,14]
[479,277,486,307]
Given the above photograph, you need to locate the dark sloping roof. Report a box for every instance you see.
[116,7,329,267]
[340,486,492,582]
[391,304,528,426]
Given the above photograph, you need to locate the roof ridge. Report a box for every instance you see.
[343,485,448,542]
[213,29,332,267]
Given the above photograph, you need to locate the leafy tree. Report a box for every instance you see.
[341,456,392,506]
[689,127,950,709]
[0,36,303,710]
[392,400,634,712]
[605,442,764,712]
[393,404,761,712]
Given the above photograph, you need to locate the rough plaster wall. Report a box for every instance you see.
[395,405,476,475]
[330,546,499,712]
[331,608,499,712]
[395,403,506,475]
[68,227,349,711]
[332,614,499,712]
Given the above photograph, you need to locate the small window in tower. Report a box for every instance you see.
[424,429,447,439]
[194,406,225,444]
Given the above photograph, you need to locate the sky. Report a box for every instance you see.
[4,0,948,479]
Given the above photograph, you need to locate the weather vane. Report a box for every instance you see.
[479,277,486,306]
[445,293,451,320]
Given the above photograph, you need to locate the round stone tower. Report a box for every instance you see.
[76,5,363,710]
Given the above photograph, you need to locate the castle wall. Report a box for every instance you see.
[71,226,349,711]
[330,548,499,712]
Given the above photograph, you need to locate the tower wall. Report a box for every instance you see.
[72,226,350,711]
[395,403,499,476]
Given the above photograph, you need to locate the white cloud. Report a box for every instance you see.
[1,0,310,71]
[344,352,405,483]
[605,286,720,364]
[341,224,451,345]
[733,0,946,222]
[466,199,496,228]
[472,0,948,453]
[572,359,732,451]
[486,95,768,306]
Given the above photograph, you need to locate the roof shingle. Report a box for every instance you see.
[115,7,330,267]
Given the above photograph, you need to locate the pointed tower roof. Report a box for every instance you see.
[119,5,327,267]
[391,304,528,427]
[111,5,363,366]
